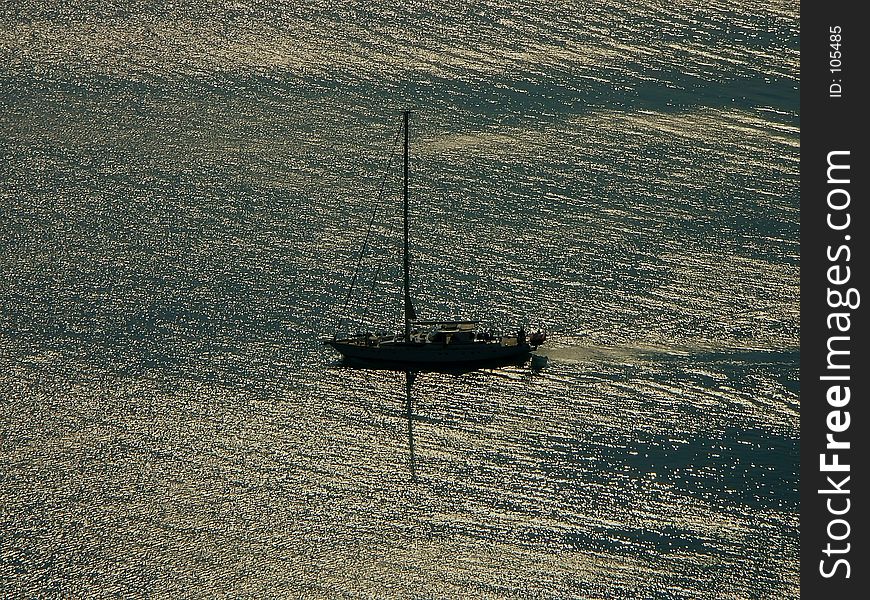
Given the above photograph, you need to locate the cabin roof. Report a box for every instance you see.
[412,320,479,333]
[412,320,480,325]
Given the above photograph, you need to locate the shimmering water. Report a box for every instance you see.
[2,1,799,597]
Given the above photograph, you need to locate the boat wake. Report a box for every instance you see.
[535,341,799,365]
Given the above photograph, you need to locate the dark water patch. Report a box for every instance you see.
[623,427,798,511]
[566,524,713,555]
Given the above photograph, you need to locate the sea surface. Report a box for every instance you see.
[1,1,799,598]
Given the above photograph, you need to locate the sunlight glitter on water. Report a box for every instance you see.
[2,0,798,597]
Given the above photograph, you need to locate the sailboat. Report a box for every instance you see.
[325,111,545,366]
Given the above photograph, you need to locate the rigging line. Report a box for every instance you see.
[359,209,401,328]
[334,119,404,336]
[343,124,403,331]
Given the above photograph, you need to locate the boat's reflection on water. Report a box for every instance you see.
[404,371,418,482]
[336,356,532,481]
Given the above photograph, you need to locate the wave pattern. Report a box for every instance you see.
[2,0,798,597]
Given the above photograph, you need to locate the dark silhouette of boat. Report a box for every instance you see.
[325,111,545,366]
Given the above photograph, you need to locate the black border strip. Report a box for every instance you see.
[800,3,867,595]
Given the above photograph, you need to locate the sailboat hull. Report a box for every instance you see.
[325,340,532,365]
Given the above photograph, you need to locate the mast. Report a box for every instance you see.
[402,110,416,339]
